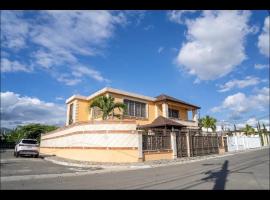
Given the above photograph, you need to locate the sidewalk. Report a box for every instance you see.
[43,146,269,170]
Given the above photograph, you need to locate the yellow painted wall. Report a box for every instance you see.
[67,92,196,125]
[168,103,188,120]
[108,92,156,125]
[40,147,139,163]
[144,151,173,161]
[77,100,90,122]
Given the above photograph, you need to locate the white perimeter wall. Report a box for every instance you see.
[40,123,139,148]
[227,135,262,152]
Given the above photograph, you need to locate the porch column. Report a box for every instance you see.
[137,130,144,162]
[192,109,198,122]
[171,131,177,159]
[186,132,191,157]
[162,103,168,118]
[66,104,70,126]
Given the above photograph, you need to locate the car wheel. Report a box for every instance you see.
[35,154,39,158]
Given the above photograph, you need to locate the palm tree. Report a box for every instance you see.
[200,115,217,133]
[89,96,127,120]
[241,124,255,136]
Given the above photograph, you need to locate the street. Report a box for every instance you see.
[1,148,269,190]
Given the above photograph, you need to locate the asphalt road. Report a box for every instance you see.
[0,149,99,177]
[1,148,269,190]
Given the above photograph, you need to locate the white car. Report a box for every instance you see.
[14,139,39,158]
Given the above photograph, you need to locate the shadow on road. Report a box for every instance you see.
[201,160,229,190]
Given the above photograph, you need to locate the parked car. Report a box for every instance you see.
[14,139,39,158]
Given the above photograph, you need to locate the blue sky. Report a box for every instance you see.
[1,10,269,129]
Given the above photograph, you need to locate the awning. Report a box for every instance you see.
[138,116,185,129]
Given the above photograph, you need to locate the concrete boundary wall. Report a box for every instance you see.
[40,120,140,162]
[227,135,261,152]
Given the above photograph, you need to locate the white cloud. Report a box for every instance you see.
[236,117,270,130]
[167,10,197,24]
[56,74,82,86]
[1,58,32,73]
[175,10,253,81]
[218,76,261,92]
[1,10,125,85]
[158,47,164,54]
[55,97,64,101]
[71,65,109,83]
[211,87,269,117]
[1,11,30,49]
[258,16,269,57]
[0,91,66,128]
[254,64,269,70]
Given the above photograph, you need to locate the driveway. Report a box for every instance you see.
[1,148,269,190]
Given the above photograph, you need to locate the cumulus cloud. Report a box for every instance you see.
[1,10,128,85]
[1,58,33,73]
[0,91,66,128]
[236,117,270,130]
[218,76,261,92]
[175,10,253,81]
[211,87,269,118]
[167,10,197,24]
[257,16,269,57]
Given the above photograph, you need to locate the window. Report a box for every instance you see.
[124,99,146,118]
[69,103,74,125]
[169,108,179,119]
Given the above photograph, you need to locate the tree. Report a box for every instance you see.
[89,96,127,120]
[5,124,58,143]
[241,124,255,136]
[200,115,217,132]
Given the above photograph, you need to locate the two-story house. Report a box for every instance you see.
[65,87,200,129]
[40,87,201,163]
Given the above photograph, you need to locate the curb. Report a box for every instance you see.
[44,146,269,170]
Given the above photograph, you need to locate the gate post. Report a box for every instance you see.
[171,131,177,159]
[186,131,191,157]
[137,130,144,162]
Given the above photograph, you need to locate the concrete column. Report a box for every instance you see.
[235,136,239,151]
[186,132,191,157]
[162,103,168,118]
[171,132,177,159]
[192,109,198,122]
[66,104,70,126]
[263,134,267,146]
[155,105,159,118]
[137,130,144,162]
[73,100,78,123]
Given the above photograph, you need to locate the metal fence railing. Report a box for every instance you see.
[142,129,171,151]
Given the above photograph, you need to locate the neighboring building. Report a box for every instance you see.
[65,87,200,129]
[40,87,215,163]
